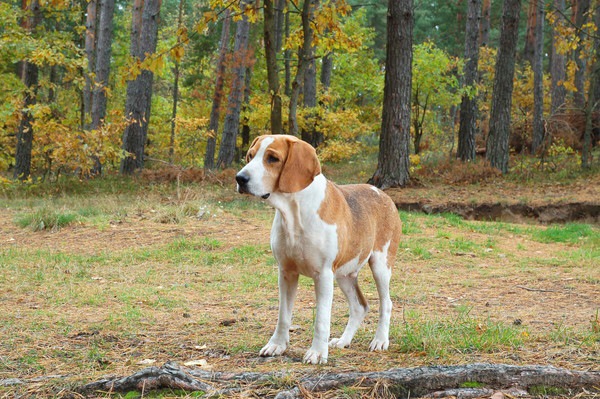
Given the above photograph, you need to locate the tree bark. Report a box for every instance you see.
[89,0,115,175]
[486,0,521,174]
[300,0,319,146]
[216,1,252,169]
[204,9,231,170]
[275,0,286,50]
[83,0,98,129]
[91,0,114,130]
[531,0,545,154]
[14,0,41,181]
[479,0,491,46]
[264,0,283,135]
[321,52,333,91]
[522,0,536,65]
[369,0,413,189]
[573,0,590,109]
[120,0,162,174]
[581,3,599,169]
[458,0,482,162]
[550,0,567,114]
[77,361,600,398]
[169,0,184,165]
[284,8,291,97]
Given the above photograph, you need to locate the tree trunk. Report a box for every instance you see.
[83,0,98,129]
[241,65,253,151]
[284,8,291,97]
[479,0,490,46]
[368,0,413,189]
[458,0,482,162]
[486,0,521,174]
[275,0,285,50]
[582,4,600,169]
[531,0,545,153]
[89,0,115,175]
[573,0,590,109]
[264,0,283,135]
[550,0,567,114]
[92,0,115,129]
[321,52,333,91]
[120,0,162,174]
[204,9,231,170]
[169,0,184,165]
[216,1,252,169]
[301,0,320,147]
[522,0,536,65]
[14,0,41,181]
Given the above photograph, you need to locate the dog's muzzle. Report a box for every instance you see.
[235,173,250,194]
[235,172,270,199]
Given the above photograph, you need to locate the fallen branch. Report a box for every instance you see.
[77,362,600,397]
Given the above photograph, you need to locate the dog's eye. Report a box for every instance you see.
[247,153,254,162]
[266,155,279,164]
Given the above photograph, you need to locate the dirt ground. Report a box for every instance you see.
[1,177,599,397]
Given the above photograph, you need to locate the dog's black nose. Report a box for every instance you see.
[236,173,250,186]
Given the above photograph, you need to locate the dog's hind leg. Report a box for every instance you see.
[329,273,369,349]
[368,243,393,351]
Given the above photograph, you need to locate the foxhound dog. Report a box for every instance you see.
[235,135,402,364]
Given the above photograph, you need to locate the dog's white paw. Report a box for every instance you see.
[303,348,328,364]
[328,337,351,349]
[259,342,287,357]
[368,338,389,352]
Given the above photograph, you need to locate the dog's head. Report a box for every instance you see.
[236,135,321,199]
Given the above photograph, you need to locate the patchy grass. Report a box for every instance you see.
[1,173,599,398]
[15,207,78,231]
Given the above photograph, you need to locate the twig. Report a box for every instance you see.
[515,285,559,293]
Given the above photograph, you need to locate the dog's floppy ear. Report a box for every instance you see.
[278,138,321,193]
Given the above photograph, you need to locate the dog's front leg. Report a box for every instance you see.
[303,268,334,364]
[260,268,299,357]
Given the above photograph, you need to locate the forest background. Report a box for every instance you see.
[0,0,599,185]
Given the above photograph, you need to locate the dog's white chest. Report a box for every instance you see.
[268,175,339,277]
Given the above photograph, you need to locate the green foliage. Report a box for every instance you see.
[411,42,465,154]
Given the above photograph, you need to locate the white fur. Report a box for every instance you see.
[236,137,274,197]
[239,143,395,365]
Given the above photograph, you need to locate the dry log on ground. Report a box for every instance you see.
[77,361,600,397]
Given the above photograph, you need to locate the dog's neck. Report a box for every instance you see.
[268,173,328,232]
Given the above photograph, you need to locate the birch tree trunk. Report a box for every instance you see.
[486,0,521,174]
[458,0,482,162]
[368,0,413,189]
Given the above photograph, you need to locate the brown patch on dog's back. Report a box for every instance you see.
[319,183,402,271]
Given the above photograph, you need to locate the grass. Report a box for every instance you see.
[15,207,78,231]
[1,171,599,398]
